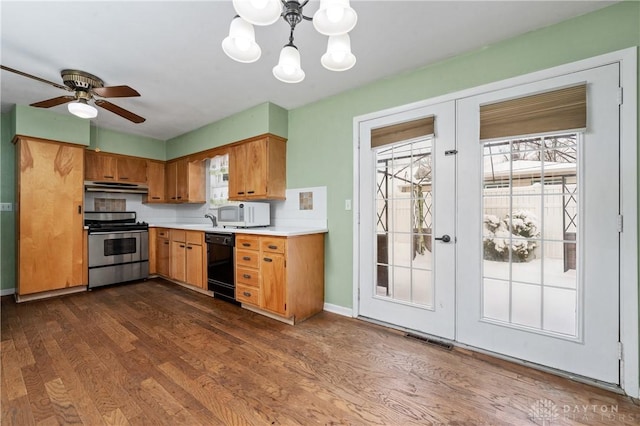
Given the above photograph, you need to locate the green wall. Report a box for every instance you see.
[90,126,165,160]
[0,114,16,293]
[166,102,288,159]
[13,105,91,145]
[286,1,640,308]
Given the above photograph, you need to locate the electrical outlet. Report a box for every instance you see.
[0,203,13,212]
[345,199,352,211]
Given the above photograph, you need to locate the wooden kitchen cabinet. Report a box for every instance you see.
[228,135,286,201]
[235,233,325,323]
[144,160,166,203]
[85,150,147,183]
[165,158,205,203]
[169,230,206,289]
[15,137,85,298]
[155,228,171,277]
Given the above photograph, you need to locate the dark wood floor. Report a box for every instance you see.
[1,279,638,425]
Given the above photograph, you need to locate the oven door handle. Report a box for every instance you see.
[88,230,148,235]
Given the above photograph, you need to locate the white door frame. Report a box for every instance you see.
[352,47,638,397]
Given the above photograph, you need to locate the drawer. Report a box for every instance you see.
[186,230,202,245]
[237,284,260,306]
[157,228,170,239]
[236,267,259,287]
[236,235,259,251]
[171,229,186,243]
[261,237,285,254]
[236,249,259,268]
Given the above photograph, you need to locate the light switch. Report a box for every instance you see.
[0,203,13,212]
[345,199,352,211]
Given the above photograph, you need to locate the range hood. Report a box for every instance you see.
[84,181,149,194]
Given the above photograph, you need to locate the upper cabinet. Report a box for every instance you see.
[144,160,166,203]
[165,158,206,203]
[228,135,286,201]
[85,150,147,184]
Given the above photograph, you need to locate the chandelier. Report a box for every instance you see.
[222,0,357,83]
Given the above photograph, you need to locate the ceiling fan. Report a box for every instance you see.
[0,65,145,123]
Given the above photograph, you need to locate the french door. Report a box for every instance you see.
[358,63,620,384]
[456,63,620,383]
[358,101,456,339]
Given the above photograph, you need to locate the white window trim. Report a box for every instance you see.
[352,47,638,397]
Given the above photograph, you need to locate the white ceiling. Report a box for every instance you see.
[1,1,617,141]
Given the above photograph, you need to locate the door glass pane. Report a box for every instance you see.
[375,137,434,308]
[481,133,579,338]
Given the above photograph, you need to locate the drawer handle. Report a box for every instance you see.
[120,177,129,180]
[268,245,278,250]
[237,192,245,195]
[180,244,185,248]
[242,243,251,247]
[152,197,161,200]
[263,257,273,262]
[103,175,114,179]
[243,274,251,279]
[247,191,255,194]
[243,256,251,261]
[243,291,251,297]
[164,241,169,245]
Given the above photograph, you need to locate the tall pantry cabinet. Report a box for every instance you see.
[14,137,85,299]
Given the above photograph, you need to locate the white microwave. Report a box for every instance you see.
[217,202,270,228]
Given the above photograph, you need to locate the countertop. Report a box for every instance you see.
[149,223,328,237]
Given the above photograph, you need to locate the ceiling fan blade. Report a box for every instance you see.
[1,65,73,92]
[94,99,145,123]
[31,95,76,108]
[93,85,140,98]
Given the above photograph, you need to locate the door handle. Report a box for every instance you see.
[435,234,451,243]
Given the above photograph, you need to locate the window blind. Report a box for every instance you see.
[479,84,586,141]
[371,116,435,148]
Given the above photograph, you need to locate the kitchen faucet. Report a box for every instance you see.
[204,213,217,227]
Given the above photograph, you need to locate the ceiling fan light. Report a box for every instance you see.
[222,16,262,63]
[272,45,305,83]
[68,99,97,119]
[313,0,357,36]
[321,34,356,71]
[232,0,282,26]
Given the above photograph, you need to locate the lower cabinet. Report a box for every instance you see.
[155,228,171,277]
[169,230,206,289]
[236,233,325,323]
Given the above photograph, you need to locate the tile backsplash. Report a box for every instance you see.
[84,185,328,229]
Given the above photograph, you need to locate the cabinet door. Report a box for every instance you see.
[165,161,178,202]
[145,161,165,203]
[229,144,246,198]
[243,139,267,197]
[117,157,147,183]
[170,241,186,282]
[261,252,287,315]
[186,243,203,288]
[85,150,116,181]
[157,238,170,277]
[18,139,84,295]
[176,159,188,201]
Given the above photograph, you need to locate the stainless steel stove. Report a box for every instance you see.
[85,212,149,289]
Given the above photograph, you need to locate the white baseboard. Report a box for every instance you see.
[0,288,15,296]
[323,302,353,317]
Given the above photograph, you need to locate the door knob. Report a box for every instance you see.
[435,234,451,243]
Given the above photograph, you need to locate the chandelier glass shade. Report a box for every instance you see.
[222,16,262,63]
[223,0,357,83]
[68,99,98,119]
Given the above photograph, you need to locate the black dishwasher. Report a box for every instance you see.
[205,233,237,304]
